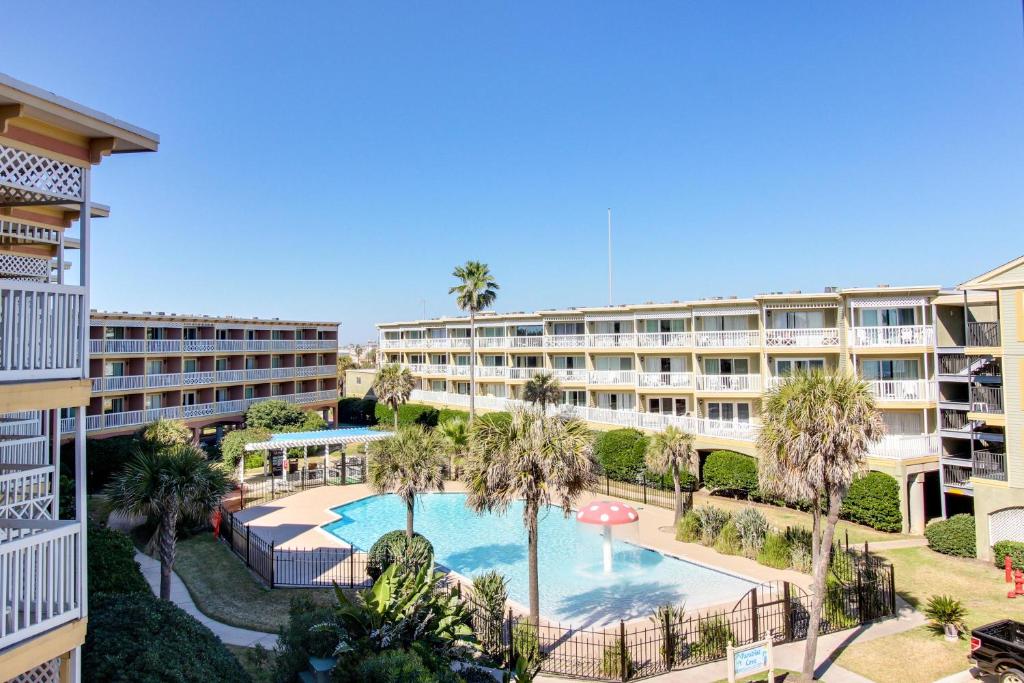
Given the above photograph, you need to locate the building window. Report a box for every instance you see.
[104,327,125,340]
[706,401,751,423]
[145,394,162,410]
[184,358,198,373]
[103,397,125,414]
[860,308,916,327]
[244,386,254,400]
[104,361,125,378]
[703,358,749,375]
[182,392,197,406]
[774,358,824,376]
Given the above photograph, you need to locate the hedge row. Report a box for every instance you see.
[370,401,483,429]
[993,540,1024,570]
[594,428,697,490]
[703,450,759,497]
[925,514,977,557]
[338,397,377,425]
[840,472,902,532]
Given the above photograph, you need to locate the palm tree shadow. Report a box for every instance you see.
[555,581,684,629]
[442,543,525,574]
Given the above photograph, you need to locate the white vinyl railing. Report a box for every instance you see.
[0,435,47,466]
[271,367,296,379]
[216,369,246,383]
[0,416,40,437]
[550,368,588,382]
[183,371,215,385]
[508,336,543,349]
[588,370,636,385]
[544,334,588,348]
[590,333,637,348]
[476,366,509,378]
[183,340,215,353]
[0,465,55,520]
[852,325,933,347]
[245,340,271,351]
[0,520,82,650]
[764,328,840,347]
[246,368,271,381]
[508,367,545,380]
[476,337,508,349]
[694,330,761,348]
[866,379,933,402]
[697,374,762,392]
[0,281,86,381]
[92,375,145,392]
[145,340,181,353]
[215,340,245,352]
[637,371,694,388]
[867,434,939,459]
[93,339,143,354]
[636,332,693,348]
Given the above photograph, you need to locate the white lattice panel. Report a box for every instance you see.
[849,296,928,308]
[0,144,83,204]
[11,657,59,683]
[989,506,1024,544]
[0,252,49,280]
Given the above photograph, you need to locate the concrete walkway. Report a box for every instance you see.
[135,551,279,649]
[537,597,925,683]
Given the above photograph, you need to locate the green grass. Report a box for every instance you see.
[170,533,335,633]
[836,545,1009,682]
[225,644,273,683]
[711,670,802,683]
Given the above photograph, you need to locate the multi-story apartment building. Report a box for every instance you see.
[0,75,158,681]
[377,264,1024,557]
[73,311,340,440]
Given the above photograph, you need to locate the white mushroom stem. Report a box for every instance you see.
[602,524,613,574]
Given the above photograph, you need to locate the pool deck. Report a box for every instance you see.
[233,482,811,591]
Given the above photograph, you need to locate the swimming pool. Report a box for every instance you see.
[322,493,757,625]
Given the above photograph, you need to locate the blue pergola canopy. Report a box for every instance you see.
[244,427,394,451]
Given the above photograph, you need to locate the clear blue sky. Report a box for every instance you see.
[6,2,1022,343]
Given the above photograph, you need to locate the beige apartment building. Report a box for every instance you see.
[379,261,1024,557]
[76,311,340,440]
[0,74,159,681]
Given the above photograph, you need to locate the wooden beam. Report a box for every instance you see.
[0,619,87,680]
[88,137,116,164]
[0,379,92,413]
[0,103,24,134]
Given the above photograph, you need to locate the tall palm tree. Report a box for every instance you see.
[368,425,446,539]
[373,363,414,429]
[464,407,596,626]
[522,371,561,412]
[437,417,470,479]
[106,443,229,600]
[756,370,884,683]
[448,261,499,420]
[644,426,697,525]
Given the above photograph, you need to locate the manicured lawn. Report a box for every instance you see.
[692,491,908,545]
[171,533,335,633]
[836,546,1011,682]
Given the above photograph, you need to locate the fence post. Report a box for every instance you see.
[246,525,252,569]
[619,619,627,682]
[750,587,759,642]
[341,451,347,485]
[301,468,306,490]
[606,476,610,496]
[856,566,864,622]
[349,549,355,588]
[888,566,897,615]
[271,467,276,500]
[642,475,647,505]
[240,483,246,510]
[506,608,515,668]
[269,541,276,588]
[782,581,793,642]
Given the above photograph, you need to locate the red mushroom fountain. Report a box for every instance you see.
[576,500,639,573]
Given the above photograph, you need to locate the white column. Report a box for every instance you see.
[909,472,926,535]
[76,166,91,620]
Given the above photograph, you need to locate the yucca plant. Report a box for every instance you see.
[651,603,686,668]
[924,594,968,640]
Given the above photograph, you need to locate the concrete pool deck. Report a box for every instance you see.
[233,481,811,591]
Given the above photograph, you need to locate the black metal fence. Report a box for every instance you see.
[593,475,682,510]
[238,456,366,509]
[217,504,372,588]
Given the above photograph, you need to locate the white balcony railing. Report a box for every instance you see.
[764,328,840,347]
[636,332,693,348]
[448,365,470,377]
[216,340,246,352]
[271,367,296,379]
[380,339,403,349]
[145,373,179,389]
[183,340,215,353]
[637,371,694,388]
[508,336,544,349]
[183,371,215,385]
[590,333,636,348]
[508,367,545,380]
[544,334,587,348]
[476,337,508,349]
[0,435,47,466]
[0,520,82,650]
[0,281,86,381]
[695,330,760,348]
[867,434,939,460]
[216,369,246,383]
[245,340,272,351]
[92,375,145,392]
[697,374,762,392]
[551,368,588,382]
[852,325,933,347]
[476,366,509,379]
[0,465,55,519]
[867,379,933,402]
[449,338,472,349]
[246,368,271,381]
[587,370,636,385]
[145,339,181,353]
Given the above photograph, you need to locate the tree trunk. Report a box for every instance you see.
[527,499,540,627]
[800,494,842,683]
[672,464,683,526]
[393,403,399,430]
[469,311,476,421]
[158,505,179,601]
[406,498,415,539]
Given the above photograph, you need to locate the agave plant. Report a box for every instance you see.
[924,594,968,640]
[651,603,686,668]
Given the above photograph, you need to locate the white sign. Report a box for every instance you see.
[727,638,774,682]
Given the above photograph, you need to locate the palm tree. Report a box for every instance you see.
[464,406,596,626]
[368,425,446,539]
[756,370,884,683]
[437,417,470,479]
[522,371,561,412]
[373,363,414,429]
[644,426,697,525]
[106,443,229,600]
[448,261,499,420]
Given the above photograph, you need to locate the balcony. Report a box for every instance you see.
[476,366,509,379]
[215,340,246,352]
[245,340,272,351]
[246,368,271,381]
[0,282,86,381]
[145,339,181,353]
[418,364,449,375]
[92,375,145,393]
[764,328,840,348]
[694,330,760,348]
[508,367,545,380]
[867,379,933,402]
[943,463,973,488]
[967,321,999,348]
[970,385,1003,413]
[636,332,693,348]
[147,372,182,388]
[544,334,587,348]
[973,449,1007,482]
[448,337,472,349]
[867,433,939,460]
[380,339,403,350]
[697,374,762,392]
[216,369,246,383]
[476,337,508,349]
[0,464,55,519]
[183,340,215,353]
[852,325,933,347]
[550,368,588,383]
[508,336,543,349]
[637,371,694,389]
[271,367,296,379]
[590,333,636,348]
[587,370,636,385]
[0,520,83,650]
[183,371,215,385]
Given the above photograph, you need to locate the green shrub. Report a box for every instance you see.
[646,468,699,493]
[245,400,307,430]
[714,519,742,555]
[472,570,508,659]
[373,402,441,428]
[694,506,731,546]
[676,511,702,543]
[823,575,858,629]
[703,450,758,497]
[512,622,541,666]
[438,408,471,424]
[76,436,136,492]
[88,526,149,599]
[734,508,769,557]
[757,532,791,569]
[923,594,968,635]
[693,616,734,659]
[594,429,649,481]
[600,641,634,679]
[221,427,272,469]
[925,514,977,558]
[841,471,902,532]
[366,530,435,580]
[993,541,1024,571]
[354,649,433,683]
[785,527,814,572]
[459,667,499,683]
[139,419,193,447]
[271,596,338,683]
[84,592,249,683]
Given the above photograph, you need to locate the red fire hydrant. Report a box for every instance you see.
[211,509,222,540]
[1006,555,1014,583]
[1015,569,1024,597]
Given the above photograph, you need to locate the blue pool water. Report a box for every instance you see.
[322,493,757,625]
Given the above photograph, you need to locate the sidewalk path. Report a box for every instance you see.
[135,551,279,649]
